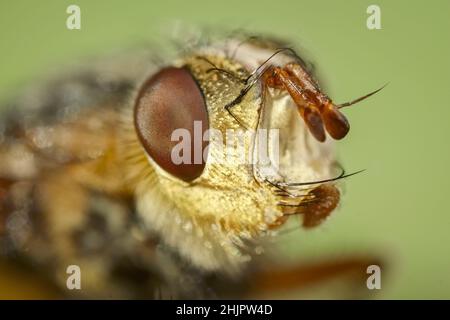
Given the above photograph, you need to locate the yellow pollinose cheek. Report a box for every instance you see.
[159,174,279,236]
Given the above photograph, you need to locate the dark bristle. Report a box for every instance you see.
[337,84,387,109]
[277,169,365,188]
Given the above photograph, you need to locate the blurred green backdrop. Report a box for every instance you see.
[0,0,449,299]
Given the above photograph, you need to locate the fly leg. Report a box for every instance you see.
[244,256,384,298]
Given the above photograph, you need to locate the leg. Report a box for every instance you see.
[244,256,384,299]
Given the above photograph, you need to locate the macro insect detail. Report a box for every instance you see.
[0,33,382,298]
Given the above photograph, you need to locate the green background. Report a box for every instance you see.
[0,0,449,299]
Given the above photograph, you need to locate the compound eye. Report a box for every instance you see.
[134,67,209,182]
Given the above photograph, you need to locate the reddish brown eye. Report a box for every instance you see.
[134,67,209,182]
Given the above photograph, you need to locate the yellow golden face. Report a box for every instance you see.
[129,39,340,272]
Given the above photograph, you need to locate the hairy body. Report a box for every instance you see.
[0,34,377,298]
